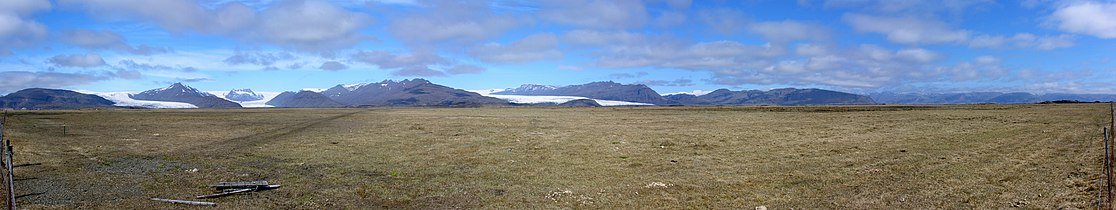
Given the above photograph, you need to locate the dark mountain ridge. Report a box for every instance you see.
[0,88,115,110]
[266,91,345,108]
[325,79,508,107]
[870,92,1116,104]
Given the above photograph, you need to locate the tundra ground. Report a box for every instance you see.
[0,104,1106,209]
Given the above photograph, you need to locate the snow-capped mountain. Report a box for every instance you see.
[130,83,241,108]
[493,84,557,95]
[225,89,264,102]
[493,81,668,104]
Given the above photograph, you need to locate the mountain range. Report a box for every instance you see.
[129,83,242,108]
[494,81,876,105]
[870,92,1116,104]
[266,91,345,108]
[3,78,1116,110]
[0,88,115,110]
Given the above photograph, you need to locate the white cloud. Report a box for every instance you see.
[823,0,994,15]
[698,8,747,34]
[49,53,107,68]
[318,61,347,71]
[351,51,449,69]
[844,13,970,45]
[255,0,372,51]
[351,50,472,77]
[975,55,1000,64]
[60,29,172,55]
[538,0,648,29]
[470,33,562,63]
[562,30,644,46]
[0,71,109,94]
[0,0,49,55]
[969,33,1075,50]
[795,44,829,56]
[61,0,371,51]
[389,1,521,47]
[59,0,249,33]
[445,64,484,75]
[747,20,830,42]
[895,48,941,63]
[223,51,295,66]
[1050,1,1116,39]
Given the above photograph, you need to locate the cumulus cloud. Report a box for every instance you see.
[538,0,649,29]
[394,66,446,77]
[224,51,296,66]
[969,33,1075,50]
[351,50,457,77]
[823,0,994,15]
[609,72,648,79]
[389,1,521,47]
[445,65,484,75]
[844,13,970,45]
[255,0,373,51]
[0,0,50,55]
[747,20,830,43]
[115,59,196,73]
[639,79,694,87]
[562,30,644,46]
[318,61,347,71]
[470,33,562,63]
[58,0,254,34]
[0,71,110,94]
[351,51,449,69]
[698,8,748,34]
[60,29,172,55]
[61,0,371,51]
[49,53,107,68]
[1049,1,1116,39]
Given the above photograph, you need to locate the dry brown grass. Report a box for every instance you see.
[0,104,1106,209]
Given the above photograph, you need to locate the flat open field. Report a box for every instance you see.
[0,104,1107,209]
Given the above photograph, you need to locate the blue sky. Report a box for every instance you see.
[2,0,1116,95]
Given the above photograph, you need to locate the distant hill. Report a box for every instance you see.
[870,92,1116,104]
[671,88,876,105]
[130,83,242,108]
[225,89,264,102]
[0,88,115,109]
[494,81,668,104]
[558,99,601,107]
[326,79,508,107]
[265,91,345,108]
[494,81,874,106]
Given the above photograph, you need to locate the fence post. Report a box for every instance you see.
[4,140,12,210]
[1106,127,1112,209]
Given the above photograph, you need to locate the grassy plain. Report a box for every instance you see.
[0,104,1107,209]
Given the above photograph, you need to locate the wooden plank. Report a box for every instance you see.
[151,198,216,206]
[196,188,252,199]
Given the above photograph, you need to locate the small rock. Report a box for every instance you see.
[755,206,767,210]
[185,168,198,173]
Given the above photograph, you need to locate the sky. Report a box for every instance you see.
[1,0,1116,95]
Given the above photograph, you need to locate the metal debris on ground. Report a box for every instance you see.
[195,180,281,199]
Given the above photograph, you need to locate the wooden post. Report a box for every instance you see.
[1106,127,1112,209]
[4,140,12,210]
[151,198,216,206]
